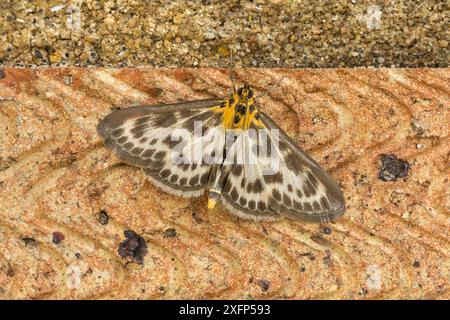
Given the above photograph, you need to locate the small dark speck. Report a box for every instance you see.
[299,252,316,261]
[22,237,37,247]
[98,210,109,225]
[34,49,43,59]
[0,70,5,79]
[7,267,14,277]
[163,228,177,238]
[256,279,270,292]
[75,253,81,259]
[149,87,163,98]
[413,260,420,268]
[322,253,333,267]
[52,231,65,244]
[118,230,148,264]
[300,266,306,272]
[192,211,203,224]
[323,227,332,235]
[378,154,409,182]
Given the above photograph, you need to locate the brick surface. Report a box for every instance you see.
[0,68,448,299]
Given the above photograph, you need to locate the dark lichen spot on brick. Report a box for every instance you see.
[158,286,166,294]
[322,251,333,267]
[323,226,332,235]
[0,70,5,79]
[310,234,329,246]
[21,237,37,247]
[98,210,109,225]
[149,87,163,98]
[33,49,43,59]
[378,154,409,182]
[410,122,426,137]
[413,260,420,268]
[255,279,271,292]
[0,157,17,171]
[52,231,65,244]
[118,230,148,264]
[75,252,81,259]
[163,228,177,238]
[299,252,316,261]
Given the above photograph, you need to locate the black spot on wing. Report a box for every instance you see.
[285,152,303,173]
[320,197,330,210]
[123,142,134,150]
[257,201,266,211]
[130,124,147,139]
[312,201,321,211]
[303,203,312,212]
[263,172,283,184]
[160,169,170,178]
[283,193,292,207]
[200,172,209,184]
[189,174,200,186]
[142,149,155,158]
[131,147,144,155]
[117,136,127,144]
[304,179,316,196]
[162,135,179,148]
[246,179,263,194]
[293,200,302,210]
[223,180,232,193]
[154,112,177,128]
[307,171,319,188]
[230,187,239,201]
[154,151,166,160]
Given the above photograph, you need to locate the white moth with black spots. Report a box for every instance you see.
[98,83,345,222]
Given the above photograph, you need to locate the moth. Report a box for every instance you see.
[97,80,345,222]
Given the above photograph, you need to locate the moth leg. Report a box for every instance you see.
[208,166,223,210]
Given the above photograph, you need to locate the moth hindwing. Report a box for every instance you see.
[98,84,345,222]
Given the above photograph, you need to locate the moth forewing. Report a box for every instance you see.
[97,98,225,198]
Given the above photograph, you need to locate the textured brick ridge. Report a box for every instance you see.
[0,68,448,299]
[0,1,448,68]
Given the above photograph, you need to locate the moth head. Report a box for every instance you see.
[236,84,254,104]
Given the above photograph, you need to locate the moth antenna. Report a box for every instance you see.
[228,47,237,94]
[255,76,287,99]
